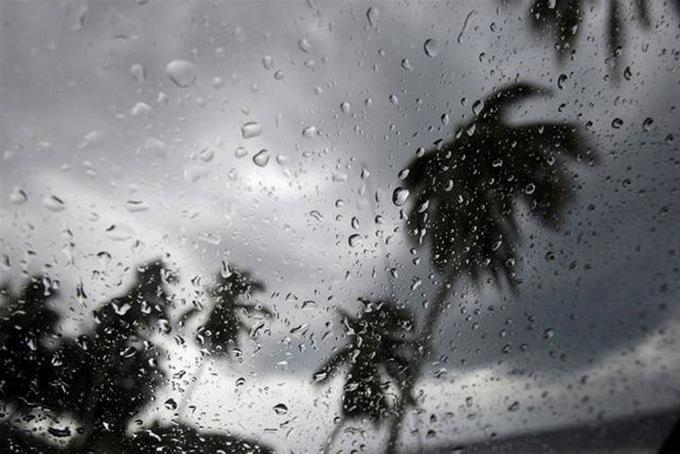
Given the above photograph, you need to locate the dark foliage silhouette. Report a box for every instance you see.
[385,82,596,452]
[53,261,173,451]
[194,268,269,357]
[0,276,60,413]
[176,267,269,417]
[405,82,595,287]
[1,261,173,452]
[526,0,679,77]
[659,414,680,453]
[0,260,272,453]
[314,299,414,452]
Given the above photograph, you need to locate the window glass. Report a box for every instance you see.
[1,1,679,452]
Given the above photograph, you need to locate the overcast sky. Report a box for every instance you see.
[1,0,679,452]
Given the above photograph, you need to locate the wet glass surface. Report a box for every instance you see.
[1,1,679,452]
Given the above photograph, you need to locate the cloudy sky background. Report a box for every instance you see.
[1,0,680,451]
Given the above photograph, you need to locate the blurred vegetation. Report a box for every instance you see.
[0,261,271,453]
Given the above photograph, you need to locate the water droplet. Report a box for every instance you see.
[301,300,317,310]
[80,129,105,149]
[524,183,536,195]
[44,195,66,212]
[200,148,215,162]
[401,58,413,71]
[235,377,246,387]
[351,216,360,229]
[125,200,149,212]
[557,74,567,89]
[241,121,263,139]
[472,99,484,116]
[392,187,410,206]
[298,38,312,53]
[130,64,145,83]
[165,60,197,87]
[507,401,520,412]
[417,200,429,213]
[348,234,362,247]
[389,94,399,105]
[302,126,317,138]
[131,102,152,117]
[235,146,248,158]
[10,187,27,204]
[105,223,134,241]
[611,118,624,129]
[313,371,328,382]
[366,6,379,27]
[164,398,178,410]
[273,403,288,415]
[48,427,72,438]
[262,55,274,70]
[623,65,633,80]
[274,69,285,80]
[340,101,351,114]
[543,328,555,339]
[252,149,270,167]
[642,117,654,132]
[424,38,439,57]
[398,168,410,179]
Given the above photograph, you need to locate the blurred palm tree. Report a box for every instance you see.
[176,266,269,416]
[51,259,174,452]
[0,260,175,452]
[385,82,596,452]
[524,0,678,78]
[314,299,414,453]
[196,268,269,357]
[1,260,274,453]
[0,276,60,415]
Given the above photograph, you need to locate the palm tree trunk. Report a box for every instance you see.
[178,356,208,419]
[322,418,344,454]
[385,277,454,453]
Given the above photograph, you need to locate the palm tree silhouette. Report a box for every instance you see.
[177,266,269,416]
[0,260,175,452]
[1,260,275,453]
[385,81,596,452]
[52,260,174,452]
[0,276,60,416]
[314,298,415,453]
[196,268,269,357]
[525,0,677,77]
